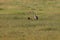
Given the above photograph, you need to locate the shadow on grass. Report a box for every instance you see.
[13,16,20,19]
[38,28,57,31]
[0,8,4,10]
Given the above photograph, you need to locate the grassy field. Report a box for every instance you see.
[0,0,60,40]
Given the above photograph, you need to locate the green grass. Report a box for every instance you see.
[0,0,60,40]
[0,13,60,40]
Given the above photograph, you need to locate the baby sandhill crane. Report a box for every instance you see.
[34,15,38,20]
[27,11,38,20]
[34,13,38,20]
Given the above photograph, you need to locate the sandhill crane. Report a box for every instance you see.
[34,15,38,20]
[33,12,38,20]
[27,11,38,20]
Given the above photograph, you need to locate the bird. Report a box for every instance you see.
[34,14,38,20]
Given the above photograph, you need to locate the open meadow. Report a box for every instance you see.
[0,0,60,40]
